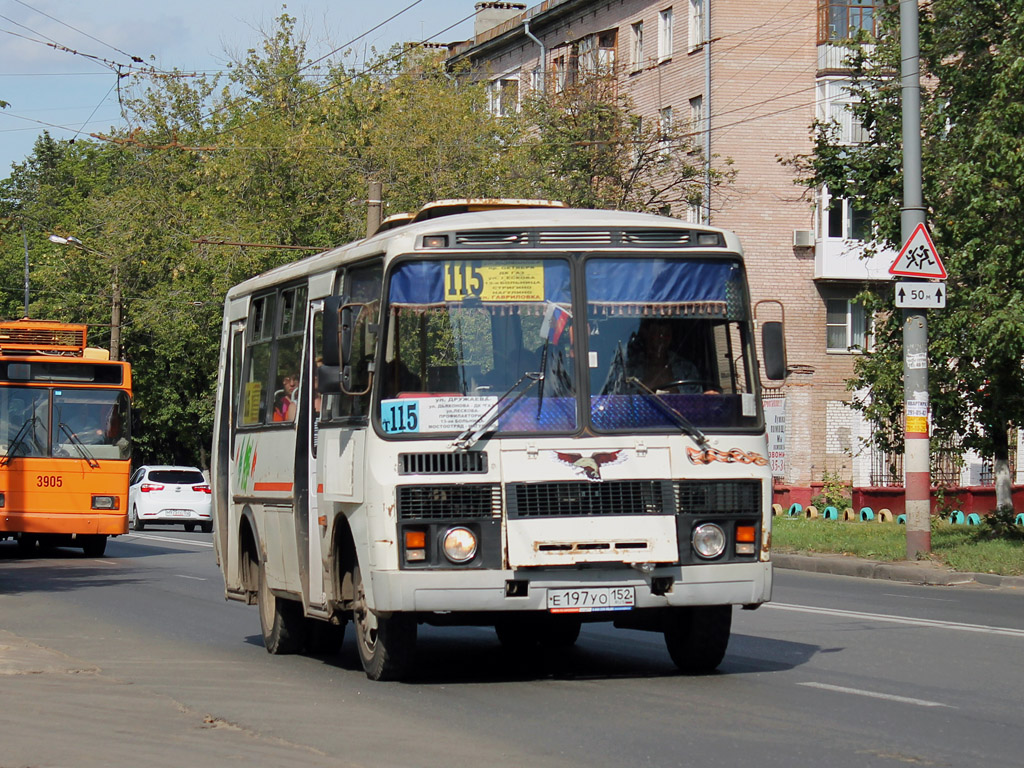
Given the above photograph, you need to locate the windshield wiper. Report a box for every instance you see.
[1,417,35,466]
[58,422,100,468]
[626,376,709,447]
[453,371,542,451]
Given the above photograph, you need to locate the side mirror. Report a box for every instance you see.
[761,321,787,381]
[322,296,341,367]
[318,364,341,395]
[340,304,355,367]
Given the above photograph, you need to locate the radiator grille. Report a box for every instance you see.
[507,480,674,518]
[676,480,761,515]
[398,452,488,475]
[0,322,86,352]
[397,484,501,520]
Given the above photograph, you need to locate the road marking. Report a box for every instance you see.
[799,682,951,708]
[176,574,206,581]
[768,602,1024,639]
[123,533,214,549]
[881,593,955,602]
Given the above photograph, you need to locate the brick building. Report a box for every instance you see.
[447,0,906,493]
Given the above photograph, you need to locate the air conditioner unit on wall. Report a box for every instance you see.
[793,229,815,248]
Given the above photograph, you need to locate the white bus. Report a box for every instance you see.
[211,200,786,680]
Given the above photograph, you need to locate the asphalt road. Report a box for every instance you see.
[1,531,1022,768]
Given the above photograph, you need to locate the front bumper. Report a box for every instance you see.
[369,561,772,614]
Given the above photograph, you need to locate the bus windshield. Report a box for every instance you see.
[584,257,759,432]
[376,255,758,437]
[379,258,576,436]
[1,387,131,461]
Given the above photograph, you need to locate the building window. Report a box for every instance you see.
[689,95,703,139]
[658,8,674,62]
[576,30,617,77]
[825,193,872,241]
[826,298,869,352]
[658,106,673,154]
[552,55,566,93]
[689,0,705,51]
[630,21,644,71]
[817,0,880,44]
[489,76,519,116]
[817,78,868,145]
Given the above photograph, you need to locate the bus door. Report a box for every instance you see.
[305,301,326,610]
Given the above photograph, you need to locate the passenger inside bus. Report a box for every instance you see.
[273,374,298,422]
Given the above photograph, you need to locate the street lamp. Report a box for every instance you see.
[48,234,122,361]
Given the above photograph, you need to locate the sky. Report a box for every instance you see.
[0,0,477,173]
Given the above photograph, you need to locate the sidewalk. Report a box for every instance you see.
[774,552,1024,589]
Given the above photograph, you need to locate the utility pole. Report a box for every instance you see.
[900,0,931,558]
[366,181,383,238]
[21,224,30,318]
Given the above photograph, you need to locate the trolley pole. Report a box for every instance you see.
[900,0,931,558]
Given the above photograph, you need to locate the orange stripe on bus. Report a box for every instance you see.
[253,482,293,492]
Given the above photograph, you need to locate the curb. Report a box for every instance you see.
[774,553,1024,589]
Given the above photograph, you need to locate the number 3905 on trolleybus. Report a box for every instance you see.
[211,199,787,680]
[0,319,132,557]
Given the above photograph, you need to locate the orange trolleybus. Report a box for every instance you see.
[0,319,132,557]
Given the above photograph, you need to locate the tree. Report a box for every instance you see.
[521,72,729,214]
[791,1,1024,509]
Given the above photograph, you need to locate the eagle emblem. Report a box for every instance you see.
[552,450,626,481]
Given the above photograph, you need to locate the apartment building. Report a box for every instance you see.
[446,0,904,492]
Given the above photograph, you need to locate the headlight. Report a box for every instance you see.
[692,523,726,559]
[442,527,477,563]
[91,495,118,510]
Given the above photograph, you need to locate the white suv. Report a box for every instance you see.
[128,465,213,533]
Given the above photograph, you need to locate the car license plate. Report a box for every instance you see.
[168,510,190,517]
[547,586,635,613]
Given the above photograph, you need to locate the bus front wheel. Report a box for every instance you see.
[663,605,732,675]
[257,556,306,654]
[352,565,415,681]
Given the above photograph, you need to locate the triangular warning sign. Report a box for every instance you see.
[889,223,946,278]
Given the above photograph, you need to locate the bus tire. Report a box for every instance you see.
[81,535,107,558]
[131,506,145,531]
[663,605,731,675]
[305,618,346,655]
[541,615,582,649]
[257,556,306,654]
[16,535,37,557]
[352,565,415,681]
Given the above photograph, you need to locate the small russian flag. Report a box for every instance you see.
[539,303,571,344]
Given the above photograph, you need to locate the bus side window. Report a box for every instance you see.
[240,294,274,426]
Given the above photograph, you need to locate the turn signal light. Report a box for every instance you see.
[736,524,757,555]
[405,529,427,562]
[736,525,756,542]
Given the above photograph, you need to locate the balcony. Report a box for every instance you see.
[814,237,895,281]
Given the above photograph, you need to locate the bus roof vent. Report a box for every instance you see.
[0,320,87,355]
[454,230,527,246]
[399,451,488,475]
[622,229,693,245]
[535,230,613,246]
